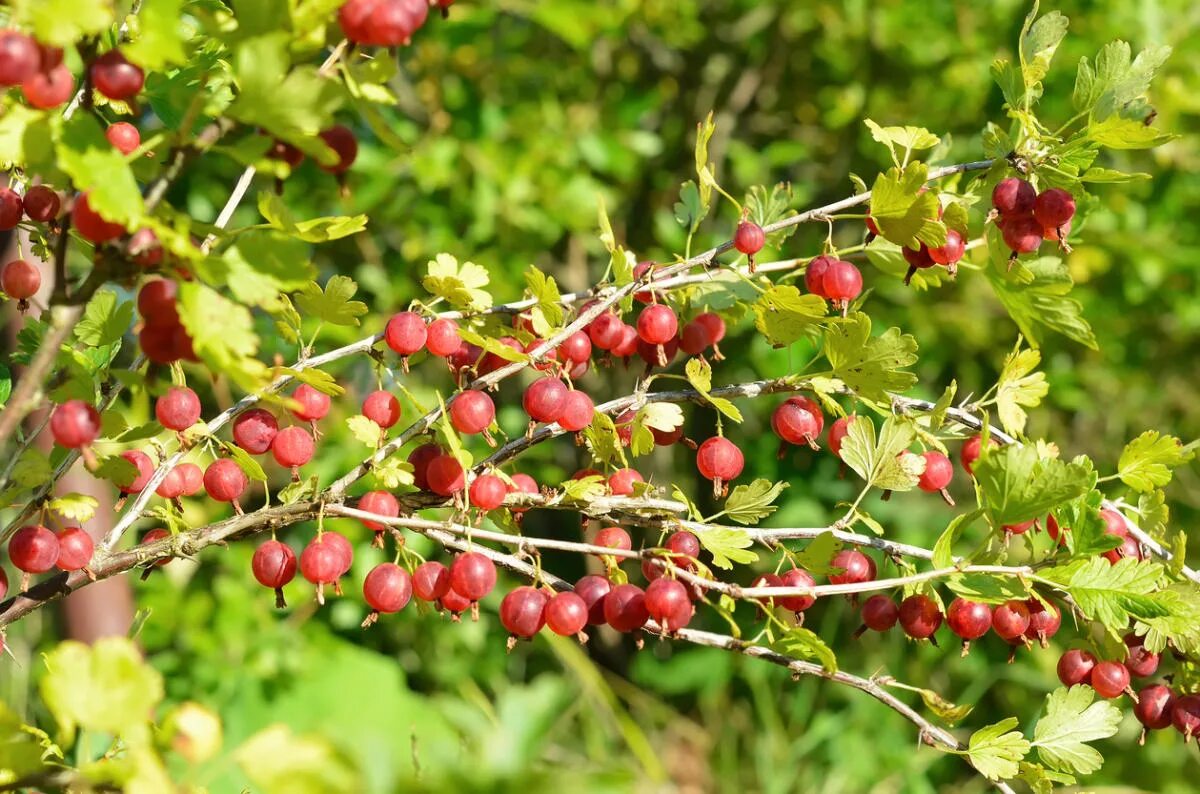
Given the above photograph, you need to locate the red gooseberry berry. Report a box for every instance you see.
[363,562,413,615]
[829,549,876,585]
[604,583,649,632]
[252,539,297,607]
[425,318,461,357]
[522,377,568,424]
[23,185,61,222]
[499,586,549,638]
[106,122,141,156]
[898,594,943,640]
[636,303,678,345]
[733,220,765,256]
[271,426,314,471]
[1,259,39,301]
[53,527,94,572]
[357,490,399,532]
[9,525,60,574]
[645,578,693,631]
[575,575,613,625]
[1090,661,1131,699]
[156,386,202,431]
[362,389,402,429]
[73,192,126,244]
[449,390,495,435]
[203,459,248,505]
[0,30,39,86]
[118,450,155,494]
[991,177,1036,217]
[50,400,101,449]
[449,552,496,602]
[412,561,451,601]
[290,384,331,423]
[468,473,508,511]
[233,408,279,454]
[545,592,589,637]
[385,311,427,357]
[426,454,465,496]
[1033,188,1076,229]
[91,49,144,100]
[22,63,75,109]
[1056,648,1096,687]
[607,468,644,496]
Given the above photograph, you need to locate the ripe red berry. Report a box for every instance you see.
[0,30,39,86]
[902,243,935,273]
[1091,661,1131,699]
[54,527,94,571]
[650,425,684,447]
[449,552,496,601]
[1056,648,1096,687]
[73,192,126,244]
[991,600,1030,641]
[300,535,346,598]
[558,390,595,432]
[357,490,399,531]
[413,561,451,601]
[610,324,639,358]
[734,220,765,256]
[0,188,23,230]
[666,531,701,566]
[22,63,75,109]
[425,318,461,357]
[1173,694,1200,741]
[828,415,855,458]
[928,229,966,266]
[588,312,624,351]
[1004,519,1036,535]
[91,50,144,100]
[50,400,101,448]
[469,473,508,511]
[362,389,401,429]
[271,426,314,470]
[604,583,649,632]
[9,525,59,573]
[1133,684,1175,732]
[917,450,953,492]
[1000,214,1043,254]
[1043,218,1072,242]
[607,468,644,496]
[500,586,549,638]
[645,578,692,631]
[1024,599,1061,646]
[632,260,661,303]
[545,592,589,636]
[678,320,712,355]
[694,312,726,345]
[696,436,744,485]
[106,122,141,155]
[523,377,568,424]
[636,304,678,345]
[559,331,592,364]
[1124,633,1160,678]
[778,567,816,613]
[860,595,899,632]
[407,443,443,491]
[23,185,61,222]
[204,459,248,504]
[1046,514,1069,546]
[751,573,783,607]
[252,539,297,607]
[898,594,943,640]
[364,562,413,614]
[1,259,40,300]
[137,278,178,323]
[449,390,495,435]
[176,462,203,496]
[804,255,834,297]
[772,397,824,447]
[947,598,992,642]
[829,550,876,585]
[426,454,465,496]
[291,384,331,423]
[118,450,155,493]
[960,435,994,476]
[0,569,6,601]
[318,125,358,173]
[1033,188,1076,229]
[385,311,427,356]
[440,587,472,615]
[992,177,1036,217]
[822,260,863,304]
[637,335,678,368]
[156,464,188,499]
[594,526,632,553]
[232,408,278,454]
[575,575,613,625]
[268,138,304,168]
[156,387,201,431]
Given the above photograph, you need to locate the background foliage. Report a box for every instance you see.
[3,1,1199,791]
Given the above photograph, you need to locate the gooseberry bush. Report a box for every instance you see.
[0,2,1195,791]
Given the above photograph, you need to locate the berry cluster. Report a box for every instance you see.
[136,279,197,364]
[0,29,144,110]
[992,177,1077,258]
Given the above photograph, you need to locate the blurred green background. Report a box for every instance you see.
[7,1,1200,791]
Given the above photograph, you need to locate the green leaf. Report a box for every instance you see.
[559,474,607,503]
[691,526,757,570]
[1019,10,1069,87]
[582,412,626,468]
[967,718,1030,782]
[1032,686,1122,775]
[723,479,788,525]
[346,415,384,448]
[868,163,946,249]
[986,255,1097,349]
[423,253,492,312]
[525,266,564,336]
[995,345,1048,436]
[694,111,716,208]
[917,688,974,726]
[823,313,919,402]
[774,626,837,672]
[226,445,268,483]
[946,573,1030,605]
[973,444,1093,526]
[0,362,10,406]
[93,454,140,489]
[370,459,414,490]
[1136,488,1169,542]
[932,509,982,568]
[927,380,958,431]
[122,0,188,69]
[13,0,114,47]
[177,283,270,394]
[1087,115,1176,150]
[1040,557,1167,633]
[56,114,144,227]
[257,193,368,242]
[40,637,164,744]
[46,494,99,523]
[294,276,369,327]
[10,448,52,488]
[235,725,362,794]
[752,285,827,347]
[744,183,796,246]
[838,415,924,492]
[227,35,343,139]
[685,358,742,423]
[457,327,528,365]
[991,59,1027,109]
[1117,430,1193,492]
[279,475,321,505]
[863,119,940,159]
[791,531,843,576]
[75,290,135,347]
[278,367,345,397]
[673,180,707,234]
